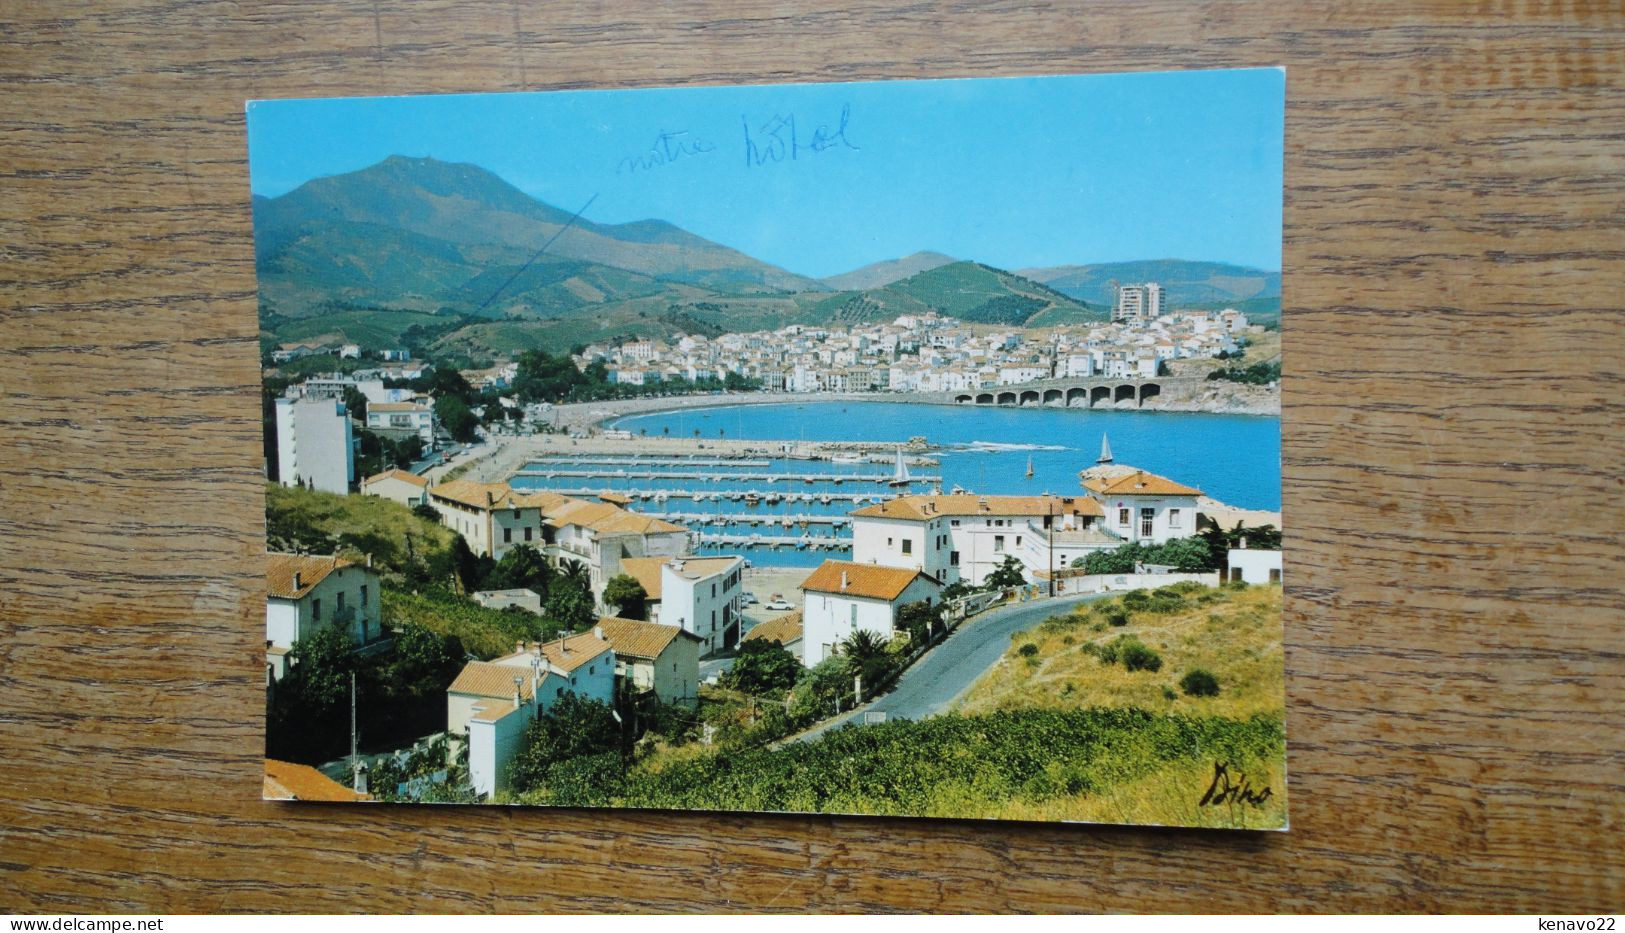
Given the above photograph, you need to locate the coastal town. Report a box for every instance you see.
[272,287,1264,402]
[248,69,1286,824]
[261,292,1283,813]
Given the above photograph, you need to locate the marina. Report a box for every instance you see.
[506,402,1282,567]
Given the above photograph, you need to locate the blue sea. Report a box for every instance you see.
[512,401,1280,567]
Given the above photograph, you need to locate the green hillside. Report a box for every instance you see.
[253,156,826,319]
[1018,259,1281,308]
[874,261,1100,326]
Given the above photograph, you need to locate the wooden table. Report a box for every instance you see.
[1,1,1619,913]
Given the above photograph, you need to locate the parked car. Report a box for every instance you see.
[740,592,759,606]
[764,595,793,611]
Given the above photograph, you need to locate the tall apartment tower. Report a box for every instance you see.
[1113,282,1164,323]
[274,396,357,494]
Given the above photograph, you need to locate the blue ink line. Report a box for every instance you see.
[480,192,598,310]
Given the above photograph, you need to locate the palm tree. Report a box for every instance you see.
[560,559,589,587]
[841,629,891,687]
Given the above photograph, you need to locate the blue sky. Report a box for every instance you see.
[246,68,1282,280]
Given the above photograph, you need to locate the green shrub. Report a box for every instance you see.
[1018,643,1039,658]
[1179,668,1221,697]
[1120,638,1163,673]
[1096,635,1162,673]
[1105,608,1130,627]
[1161,686,1178,701]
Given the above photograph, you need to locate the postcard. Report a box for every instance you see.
[248,67,1286,828]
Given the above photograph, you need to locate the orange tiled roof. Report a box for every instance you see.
[363,468,429,488]
[469,700,525,723]
[266,553,355,600]
[850,494,1103,521]
[617,555,741,600]
[595,616,696,660]
[616,557,667,600]
[430,480,567,511]
[263,759,371,802]
[489,630,614,675]
[448,660,541,700]
[799,560,932,602]
[545,499,684,535]
[1081,469,1201,498]
[742,611,803,645]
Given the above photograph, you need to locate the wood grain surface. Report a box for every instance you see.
[1,0,1621,914]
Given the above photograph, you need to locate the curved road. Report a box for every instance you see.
[791,592,1108,743]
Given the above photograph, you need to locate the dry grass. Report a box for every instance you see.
[955,583,1284,721]
[948,583,1286,828]
[983,753,1288,829]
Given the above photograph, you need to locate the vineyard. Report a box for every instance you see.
[532,706,1285,828]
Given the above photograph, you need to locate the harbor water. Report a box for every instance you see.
[512,401,1280,567]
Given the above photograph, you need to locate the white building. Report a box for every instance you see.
[545,500,690,605]
[848,493,1109,588]
[448,631,617,799]
[1227,546,1282,584]
[596,616,703,707]
[428,481,689,601]
[365,401,436,446]
[273,396,356,494]
[428,480,564,561]
[798,560,940,667]
[265,553,382,682]
[360,468,429,508]
[617,555,744,655]
[1080,468,1203,545]
[1114,283,1164,323]
[471,588,543,614]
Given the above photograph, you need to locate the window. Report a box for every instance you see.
[994,535,1005,553]
[1269,568,1281,583]
[1169,508,1182,529]
[503,527,512,543]
[711,583,716,598]
[951,520,961,527]
[950,551,960,566]
[902,539,912,555]
[887,537,893,547]
[589,665,595,675]
[850,604,858,624]
[336,591,346,612]
[1015,536,1022,547]
[1230,568,1243,583]
[1140,508,1155,538]
[311,599,321,622]
[524,527,532,542]
[360,585,368,606]
[1118,508,1130,526]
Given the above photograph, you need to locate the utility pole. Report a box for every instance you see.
[349,670,361,793]
[1048,500,1057,598]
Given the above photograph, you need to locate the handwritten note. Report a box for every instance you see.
[743,104,859,167]
[617,130,716,175]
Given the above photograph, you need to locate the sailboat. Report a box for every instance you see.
[1025,455,1034,479]
[1097,432,1114,465]
[889,447,912,487]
